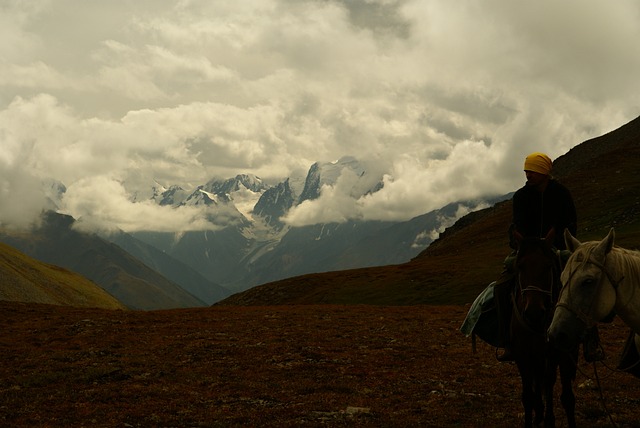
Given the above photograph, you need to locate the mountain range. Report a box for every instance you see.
[217,114,640,306]
[1,115,638,310]
[124,155,501,294]
[0,152,496,309]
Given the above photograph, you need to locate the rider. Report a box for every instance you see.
[494,152,602,362]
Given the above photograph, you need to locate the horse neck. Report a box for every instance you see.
[609,248,640,333]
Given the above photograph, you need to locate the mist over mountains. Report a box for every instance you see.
[218,114,640,306]
[0,155,500,309]
[119,156,501,295]
[1,114,639,310]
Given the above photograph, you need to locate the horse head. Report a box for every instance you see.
[513,229,559,330]
[548,228,617,351]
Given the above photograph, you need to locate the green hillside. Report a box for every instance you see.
[0,212,206,310]
[0,241,125,309]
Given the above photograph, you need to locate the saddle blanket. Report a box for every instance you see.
[460,281,504,348]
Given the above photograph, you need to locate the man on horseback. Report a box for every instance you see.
[494,152,602,362]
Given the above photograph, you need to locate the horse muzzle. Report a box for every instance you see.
[547,309,586,351]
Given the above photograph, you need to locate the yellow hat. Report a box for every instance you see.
[524,152,552,175]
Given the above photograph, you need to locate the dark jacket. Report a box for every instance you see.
[511,178,577,250]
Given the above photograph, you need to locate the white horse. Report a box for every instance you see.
[548,228,640,374]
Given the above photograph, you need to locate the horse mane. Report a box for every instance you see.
[570,241,640,285]
[608,246,640,284]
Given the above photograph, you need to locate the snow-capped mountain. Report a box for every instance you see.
[146,157,382,230]
[35,156,504,301]
[297,156,380,203]
[253,179,296,229]
[121,157,501,294]
[152,174,267,210]
[153,185,189,206]
[251,156,383,228]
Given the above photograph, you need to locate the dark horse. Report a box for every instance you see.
[510,232,577,428]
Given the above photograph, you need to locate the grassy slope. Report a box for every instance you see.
[0,241,126,309]
[219,115,640,306]
[0,212,206,310]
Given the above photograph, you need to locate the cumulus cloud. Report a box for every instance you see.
[284,140,506,226]
[0,164,47,230]
[0,0,639,231]
[60,176,230,233]
[283,166,376,226]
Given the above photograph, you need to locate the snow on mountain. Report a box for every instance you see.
[295,156,384,205]
[253,179,296,229]
[148,174,268,221]
[212,174,269,220]
[146,184,188,206]
[29,156,503,300]
[142,160,381,231]
[183,187,220,207]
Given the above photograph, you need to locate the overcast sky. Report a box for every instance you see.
[1,0,639,231]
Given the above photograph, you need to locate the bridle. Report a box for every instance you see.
[555,245,624,328]
[512,242,559,335]
[517,271,555,298]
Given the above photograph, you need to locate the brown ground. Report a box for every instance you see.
[1,301,639,427]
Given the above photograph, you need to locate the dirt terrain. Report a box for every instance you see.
[1,301,639,427]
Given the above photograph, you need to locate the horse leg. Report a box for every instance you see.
[533,377,545,427]
[518,364,535,428]
[521,383,534,428]
[543,358,557,428]
[558,349,577,428]
[523,355,546,427]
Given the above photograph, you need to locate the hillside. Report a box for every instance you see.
[218,115,640,306]
[0,242,125,309]
[104,230,231,304]
[0,212,206,310]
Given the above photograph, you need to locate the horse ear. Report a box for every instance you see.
[596,227,615,255]
[564,228,581,252]
[543,228,555,246]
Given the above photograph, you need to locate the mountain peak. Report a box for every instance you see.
[298,156,367,203]
[155,185,188,206]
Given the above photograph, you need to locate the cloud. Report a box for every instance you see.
[0,0,639,231]
[283,167,374,226]
[61,176,233,233]
[0,163,47,230]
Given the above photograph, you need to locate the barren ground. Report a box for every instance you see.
[1,301,639,427]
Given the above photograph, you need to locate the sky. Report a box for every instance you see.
[1,0,639,232]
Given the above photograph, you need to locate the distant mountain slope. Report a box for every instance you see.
[236,196,508,289]
[0,212,206,310]
[0,241,125,309]
[218,115,640,306]
[105,230,231,304]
